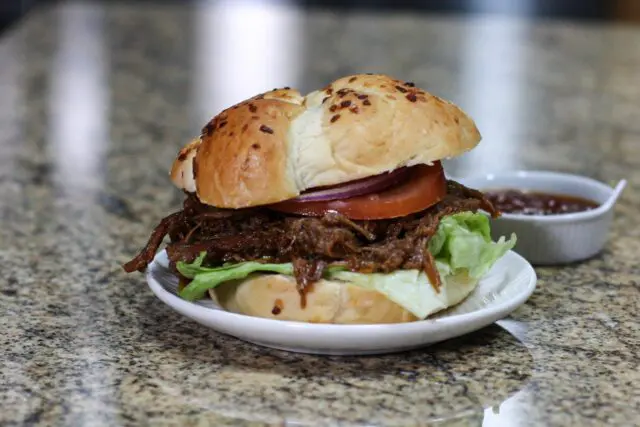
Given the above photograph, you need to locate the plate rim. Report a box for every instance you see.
[145,249,537,333]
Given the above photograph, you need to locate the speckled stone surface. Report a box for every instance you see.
[1,2,639,426]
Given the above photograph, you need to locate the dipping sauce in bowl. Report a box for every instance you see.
[458,171,625,264]
[485,189,600,216]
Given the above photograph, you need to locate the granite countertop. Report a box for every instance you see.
[1,2,639,426]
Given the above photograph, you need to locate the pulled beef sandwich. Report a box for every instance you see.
[123,74,515,324]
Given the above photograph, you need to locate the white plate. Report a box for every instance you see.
[146,250,536,355]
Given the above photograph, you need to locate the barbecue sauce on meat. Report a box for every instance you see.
[123,181,498,305]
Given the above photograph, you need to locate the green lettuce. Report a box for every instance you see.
[429,212,516,278]
[176,212,516,317]
[329,263,472,319]
[177,253,294,301]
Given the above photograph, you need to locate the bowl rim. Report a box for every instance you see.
[457,170,619,223]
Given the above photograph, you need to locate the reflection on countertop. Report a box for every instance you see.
[1,1,639,426]
[110,323,533,425]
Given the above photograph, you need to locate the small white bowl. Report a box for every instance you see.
[457,171,626,265]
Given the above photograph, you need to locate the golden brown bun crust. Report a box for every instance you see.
[171,74,481,208]
[212,275,418,324]
[172,90,305,207]
[170,138,201,193]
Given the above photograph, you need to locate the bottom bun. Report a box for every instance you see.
[211,271,478,324]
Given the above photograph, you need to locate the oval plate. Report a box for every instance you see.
[146,250,536,355]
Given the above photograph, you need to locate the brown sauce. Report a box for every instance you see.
[272,299,284,315]
[485,189,599,215]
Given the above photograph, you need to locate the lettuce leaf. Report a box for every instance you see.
[175,212,516,316]
[429,212,516,278]
[328,261,476,319]
[176,255,294,301]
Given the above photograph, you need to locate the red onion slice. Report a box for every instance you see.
[294,167,412,202]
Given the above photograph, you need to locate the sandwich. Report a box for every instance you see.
[123,73,515,324]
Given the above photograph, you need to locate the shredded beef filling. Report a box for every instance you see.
[123,180,498,298]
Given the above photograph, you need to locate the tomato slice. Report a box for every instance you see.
[269,162,447,220]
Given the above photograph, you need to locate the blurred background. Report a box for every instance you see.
[4,0,640,33]
[1,0,638,191]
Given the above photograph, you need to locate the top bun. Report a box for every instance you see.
[170,74,481,208]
